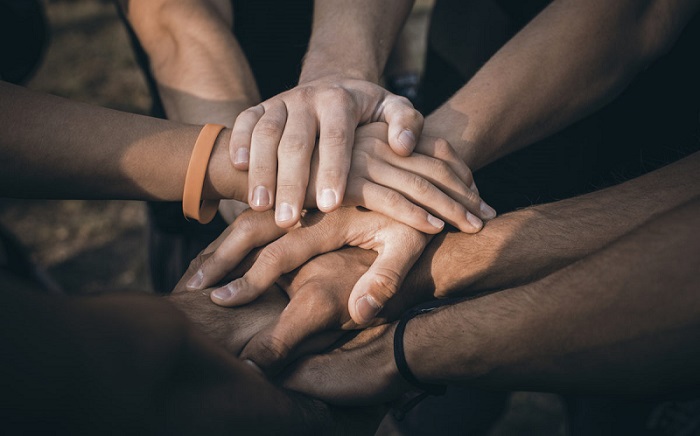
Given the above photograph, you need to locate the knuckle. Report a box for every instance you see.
[278,134,311,155]
[383,189,406,208]
[369,268,402,301]
[325,86,354,106]
[431,159,454,182]
[296,86,316,101]
[409,175,433,197]
[256,244,286,269]
[235,214,259,235]
[432,137,453,159]
[253,119,283,140]
[321,127,350,148]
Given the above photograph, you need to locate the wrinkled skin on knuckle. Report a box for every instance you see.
[253,118,284,141]
[278,134,310,155]
[256,244,287,271]
[366,267,403,304]
[382,190,405,210]
[408,174,433,197]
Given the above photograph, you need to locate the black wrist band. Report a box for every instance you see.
[393,301,451,396]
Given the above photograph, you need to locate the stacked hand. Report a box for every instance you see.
[231,84,495,231]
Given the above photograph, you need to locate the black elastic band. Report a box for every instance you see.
[393,300,453,396]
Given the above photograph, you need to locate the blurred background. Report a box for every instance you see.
[0,0,565,434]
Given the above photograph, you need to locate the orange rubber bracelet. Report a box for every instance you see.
[183,123,225,224]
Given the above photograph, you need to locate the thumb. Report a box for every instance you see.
[239,290,338,375]
[380,95,424,156]
[347,242,423,325]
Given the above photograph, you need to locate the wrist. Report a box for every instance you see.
[202,128,247,202]
[300,53,380,84]
[424,104,495,170]
[404,305,489,385]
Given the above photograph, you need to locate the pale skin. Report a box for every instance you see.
[0,82,481,234]
[124,0,494,229]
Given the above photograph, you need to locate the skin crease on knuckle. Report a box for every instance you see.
[253,118,285,141]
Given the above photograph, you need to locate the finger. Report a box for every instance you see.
[230,105,265,170]
[248,101,287,211]
[379,95,423,156]
[345,179,446,234]
[209,224,343,307]
[187,210,284,291]
[412,136,496,220]
[274,109,317,227]
[239,288,338,375]
[366,160,487,232]
[347,238,424,325]
[316,96,356,212]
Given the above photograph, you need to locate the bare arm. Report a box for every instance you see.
[407,198,700,395]
[300,0,415,84]
[423,0,700,169]
[125,0,259,126]
[0,81,244,201]
[409,151,700,298]
[124,0,260,220]
[284,194,700,403]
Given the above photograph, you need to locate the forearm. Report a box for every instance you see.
[0,82,246,201]
[409,196,700,395]
[407,151,700,298]
[300,0,415,83]
[126,0,259,125]
[423,0,700,169]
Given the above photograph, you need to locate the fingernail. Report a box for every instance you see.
[318,188,337,210]
[480,201,497,219]
[276,202,294,222]
[244,359,264,376]
[186,270,204,290]
[398,130,416,152]
[234,147,249,165]
[470,181,478,193]
[356,295,382,324]
[252,185,270,207]
[211,283,236,301]
[427,214,445,229]
[466,212,483,231]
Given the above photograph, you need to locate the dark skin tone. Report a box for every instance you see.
[178,152,700,406]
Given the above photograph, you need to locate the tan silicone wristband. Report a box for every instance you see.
[182,123,225,224]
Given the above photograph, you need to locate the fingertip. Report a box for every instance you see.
[353,294,382,325]
[210,282,237,306]
[250,185,272,210]
[426,214,445,232]
[395,129,416,155]
[186,269,204,291]
[316,188,339,212]
[233,147,250,169]
[479,200,497,220]
[463,212,484,233]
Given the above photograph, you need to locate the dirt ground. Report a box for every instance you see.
[0,1,566,434]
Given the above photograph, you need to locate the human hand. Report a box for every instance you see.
[282,321,408,406]
[188,206,430,325]
[324,123,494,234]
[229,78,424,225]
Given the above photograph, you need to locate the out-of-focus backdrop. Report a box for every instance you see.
[0,1,566,434]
